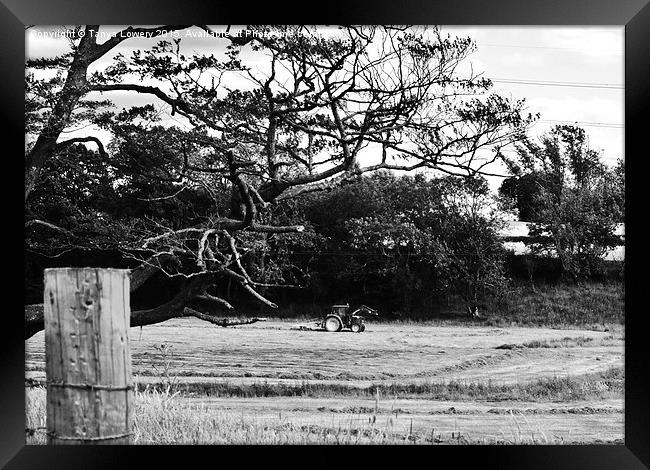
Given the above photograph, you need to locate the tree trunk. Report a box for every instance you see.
[25,30,96,202]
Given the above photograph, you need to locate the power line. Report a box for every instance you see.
[482,43,581,51]
[484,43,579,51]
[481,43,622,55]
[491,78,623,90]
[537,119,623,129]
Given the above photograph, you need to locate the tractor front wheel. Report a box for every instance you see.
[351,322,362,333]
[324,316,342,332]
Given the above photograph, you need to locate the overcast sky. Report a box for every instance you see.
[26,25,624,185]
[444,26,623,164]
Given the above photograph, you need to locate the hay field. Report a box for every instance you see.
[25,318,624,444]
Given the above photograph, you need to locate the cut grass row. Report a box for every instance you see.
[132,366,623,402]
[495,335,619,349]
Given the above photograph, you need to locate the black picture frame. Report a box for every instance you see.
[3,1,648,468]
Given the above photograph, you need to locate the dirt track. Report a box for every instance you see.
[25,318,624,443]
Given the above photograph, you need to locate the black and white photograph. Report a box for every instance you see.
[23,24,626,446]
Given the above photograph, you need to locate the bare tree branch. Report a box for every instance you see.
[55,136,108,158]
[196,293,234,310]
[25,219,73,236]
[183,307,267,327]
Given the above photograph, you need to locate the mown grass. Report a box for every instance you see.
[26,385,621,445]
[496,336,606,349]
[133,366,623,402]
[521,336,594,348]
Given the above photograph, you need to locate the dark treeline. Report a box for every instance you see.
[25,249,624,313]
[26,168,623,321]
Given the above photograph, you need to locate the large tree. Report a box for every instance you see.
[25,25,534,337]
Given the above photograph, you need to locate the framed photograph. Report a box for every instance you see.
[4,0,647,467]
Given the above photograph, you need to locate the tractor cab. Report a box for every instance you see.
[322,303,376,333]
[331,304,350,317]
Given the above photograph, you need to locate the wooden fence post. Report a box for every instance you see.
[43,268,132,445]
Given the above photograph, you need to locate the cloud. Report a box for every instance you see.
[539,27,623,59]
[496,51,544,68]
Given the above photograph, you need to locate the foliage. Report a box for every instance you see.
[500,126,624,279]
[25,144,121,252]
[499,171,552,222]
[298,173,508,315]
[529,185,621,278]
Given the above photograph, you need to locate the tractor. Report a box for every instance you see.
[322,304,378,332]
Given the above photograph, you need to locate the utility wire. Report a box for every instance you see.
[481,43,622,54]
[491,78,623,90]
[537,119,623,129]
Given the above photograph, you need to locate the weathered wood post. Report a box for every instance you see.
[43,268,133,445]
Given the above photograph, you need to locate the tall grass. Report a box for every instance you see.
[26,385,599,445]
[25,386,46,444]
[491,281,624,327]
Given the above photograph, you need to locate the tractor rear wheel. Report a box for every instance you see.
[351,322,361,333]
[324,316,342,332]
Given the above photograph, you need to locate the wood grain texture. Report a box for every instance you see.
[43,268,132,445]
